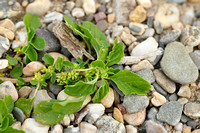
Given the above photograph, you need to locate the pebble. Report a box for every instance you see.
[168,0,186,3]
[113,107,124,123]
[160,42,199,85]
[50,124,63,133]
[48,82,63,95]
[0,81,18,102]
[30,90,51,108]
[123,94,149,113]
[181,7,195,25]
[147,107,158,122]
[100,87,114,108]
[153,21,163,34]
[48,52,69,63]
[0,26,14,40]
[187,120,197,129]
[129,5,146,23]
[72,8,85,18]
[44,12,63,23]
[177,98,189,104]
[64,126,79,133]
[183,125,191,133]
[83,0,96,15]
[151,92,167,107]
[0,0,22,19]
[129,22,145,35]
[112,24,123,38]
[136,68,155,84]
[159,29,181,46]
[153,82,167,96]
[85,103,105,123]
[180,26,200,47]
[190,50,200,70]
[22,118,50,133]
[156,101,183,126]
[107,13,115,23]
[172,22,184,30]
[11,121,22,130]
[61,115,70,126]
[174,122,183,131]
[18,86,33,98]
[23,61,44,77]
[79,122,97,133]
[117,104,126,115]
[113,0,135,25]
[123,109,146,126]
[126,125,137,133]
[131,37,158,59]
[155,4,179,29]
[96,20,108,32]
[0,59,9,70]
[177,85,191,98]
[95,115,126,133]
[136,0,152,8]
[13,107,25,123]
[36,29,61,52]
[192,129,200,133]
[66,1,75,11]
[94,12,106,23]
[0,19,15,31]
[75,108,89,124]
[153,69,176,93]
[169,93,178,101]
[131,60,154,72]
[145,120,167,133]
[26,0,51,16]
[184,102,200,118]
[137,28,155,40]
[120,31,136,46]
[0,35,10,58]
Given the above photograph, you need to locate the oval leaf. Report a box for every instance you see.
[42,54,54,65]
[31,37,46,50]
[26,46,37,61]
[10,66,23,78]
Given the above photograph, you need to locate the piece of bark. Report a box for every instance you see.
[52,20,94,60]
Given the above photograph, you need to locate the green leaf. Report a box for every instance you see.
[10,66,23,78]
[22,46,29,53]
[17,78,27,87]
[92,79,109,103]
[26,46,37,61]
[63,61,75,69]
[15,98,34,115]
[24,13,40,30]
[106,39,124,67]
[31,37,46,50]
[44,72,51,80]
[27,27,35,42]
[109,70,151,95]
[7,56,18,66]
[1,127,25,133]
[54,57,64,72]
[90,60,105,69]
[98,47,109,62]
[64,78,97,96]
[0,117,9,131]
[0,100,8,117]
[42,54,54,65]
[106,68,121,75]
[52,97,85,114]
[50,72,56,83]
[76,58,87,69]
[5,114,14,126]
[30,79,38,85]
[25,56,31,64]
[34,100,65,125]
[4,96,14,113]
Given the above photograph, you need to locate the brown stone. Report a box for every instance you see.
[129,5,146,23]
[0,19,15,31]
[0,27,14,40]
[113,107,124,123]
[18,86,33,98]
[183,125,191,133]
[107,13,116,23]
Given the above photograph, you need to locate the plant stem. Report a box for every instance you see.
[0,77,33,83]
[33,83,40,97]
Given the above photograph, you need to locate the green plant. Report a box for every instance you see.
[14,13,45,64]
[0,96,24,133]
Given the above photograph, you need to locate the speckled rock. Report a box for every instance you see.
[79,122,97,133]
[184,102,200,119]
[160,42,199,85]
[177,85,191,98]
[145,120,167,133]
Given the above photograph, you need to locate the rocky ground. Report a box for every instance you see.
[0,0,200,133]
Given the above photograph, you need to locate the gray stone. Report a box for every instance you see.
[13,107,25,123]
[0,0,22,19]
[190,50,200,70]
[181,7,195,25]
[48,82,63,95]
[137,28,155,40]
[186,120,197,129]
[145,120,167,133]
[160,42,199,85]
[79,122,97,133]
[154,21,163,34]
[113,0,135,25]
[147,16,154,28]
[169,93,178,101]
[184,102,200,119]
[96,20,108,32]
[156,101,183,126]
[180,114,190,123]
[153,82,167,96]
[61,47,71,58]
[147,107,158,122]
[0,35,10,58]
[44,12,63,23]
[180,26,200,47]
[18,86,33,98]
[159,29,181,47]
[95,115,126,133]
[136,68,155,84]
[168,0,186,3]
[36,29,61,52]
[174,122,183,131]
[64,127,79,133]
[123,94,149,113]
